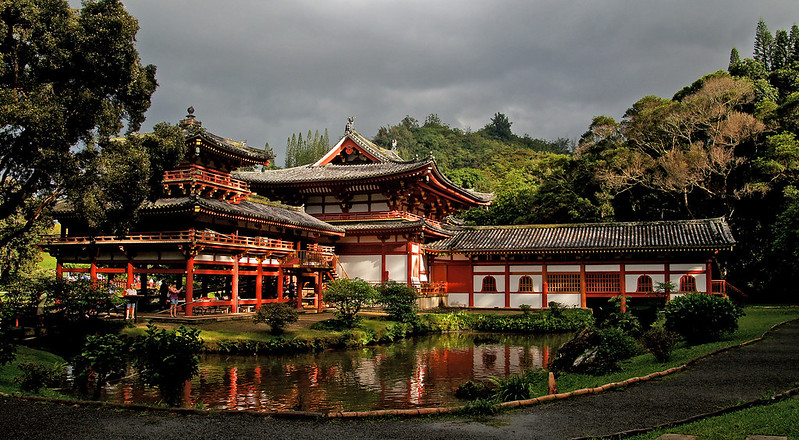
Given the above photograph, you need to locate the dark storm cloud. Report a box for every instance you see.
[112,0,797,163]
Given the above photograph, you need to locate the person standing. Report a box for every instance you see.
[168,284,183,318]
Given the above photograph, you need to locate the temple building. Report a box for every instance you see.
[41,112,737,314]
[41,109,343,316]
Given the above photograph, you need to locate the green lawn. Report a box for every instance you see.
[621,396,799,440]
[0,346,67,397]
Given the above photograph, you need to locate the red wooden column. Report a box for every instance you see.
[90,260,98,284]
[255,258,263,309]
[542,263,548,308]
[579,262,587,308]
[468,256,474,307]
[315,272,323,313]
[277,266,284,301]
[126,261,134,289]
[619,264,627,313]
[504,261,511,308]
[185,256,195,316]
[231,256,240,313]
[56,260,64,281]
[705,260,713,294]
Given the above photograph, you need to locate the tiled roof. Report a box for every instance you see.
[142,196,343,234]
[345,130,404,163]
[184,126,273,164]
[235,161,431,184]
[426,218,735,253]
[336,219,451,236]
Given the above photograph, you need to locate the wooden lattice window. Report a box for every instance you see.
[679,275,697,292]
[547,274,581,293]
[481,276,497,292]
[636,275,654,293]
[585,273,621,294]
[519,276,534,292]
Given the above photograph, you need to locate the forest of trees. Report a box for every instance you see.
[363,19,799,301]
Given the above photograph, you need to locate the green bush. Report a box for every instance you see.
[597,297,642,337]
[460,397,500,416]
[376,281,418,322]
[455,380,493,400]
[640,327,682,362]
[15,362,65,393]
[253,302,299,335]
[132,324,204,406]
[324,278,377,328]
[663,293,744,344]
[74,334,126,397]
[489,369,548,402]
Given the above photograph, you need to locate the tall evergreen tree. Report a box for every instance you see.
[772,29,790,70]
[754,18,774,70]
[790,24,799,63]
[729,47,741,70]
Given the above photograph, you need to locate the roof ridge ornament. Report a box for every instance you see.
[345,116,356,134]
[180,106,202,129]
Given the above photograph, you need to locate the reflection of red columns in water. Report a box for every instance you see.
[183,379,192,407]
[254,365,262,386]
[228,366,238,410]
[543,346,551,369]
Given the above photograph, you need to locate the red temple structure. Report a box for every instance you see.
[41,113,738,315]
[41,109,344,315]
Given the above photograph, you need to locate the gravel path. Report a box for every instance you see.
[2,320,798,440]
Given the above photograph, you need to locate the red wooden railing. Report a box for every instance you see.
[41,229,295,252]
[163,166,250,192]
[418,281,447,296]
[711,280,748,300]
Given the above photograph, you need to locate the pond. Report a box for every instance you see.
[93,332,571,412]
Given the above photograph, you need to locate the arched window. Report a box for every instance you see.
[679,275,697,292]
[636,275,653,293]
[481,276,497,292]
[519,276,534,292]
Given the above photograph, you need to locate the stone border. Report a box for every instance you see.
[2,318,796,420]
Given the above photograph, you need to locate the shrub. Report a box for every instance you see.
[253,302,299,335]
[460,397,500,416]
[550,326,642,376]
[455,380,493,400]
[489,369,548,402]
[74,334,127,397]
[640,327,682,362]
[15,362,65,393]
[663,293,744,344]
[376,281,418,322]
[324,278,377,328]
[132,324,204,406]
[0,329,15,366]
[597,296,642,337]
[519,304,532,314]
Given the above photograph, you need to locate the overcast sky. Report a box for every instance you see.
[105,1,797,164]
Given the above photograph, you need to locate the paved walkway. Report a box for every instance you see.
[2,321,798,440]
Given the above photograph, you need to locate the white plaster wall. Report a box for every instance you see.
[371,202,389,211]
[510,293,543,308]
[350,203,369,213]
[509,274,542,292]
[474,275,505,292]
[473,265,504,273]
[626,264,665,272]
[351,194,369,202]
[670,263,705,272]
[625,273,665,293]
[547,265,581,272]
[547,293,581,307]
[339,255,381,283]
[585,264,620,272]
[356,236,382,243]
[448,293,469,307]
[326,204,342,214]
[510,265,542,272]
[386,255,407,282]
[306,196,324,204]
[452,254,470,261]
[306,205,323,214]
[670,273,707,292]
[474,293,504,308]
